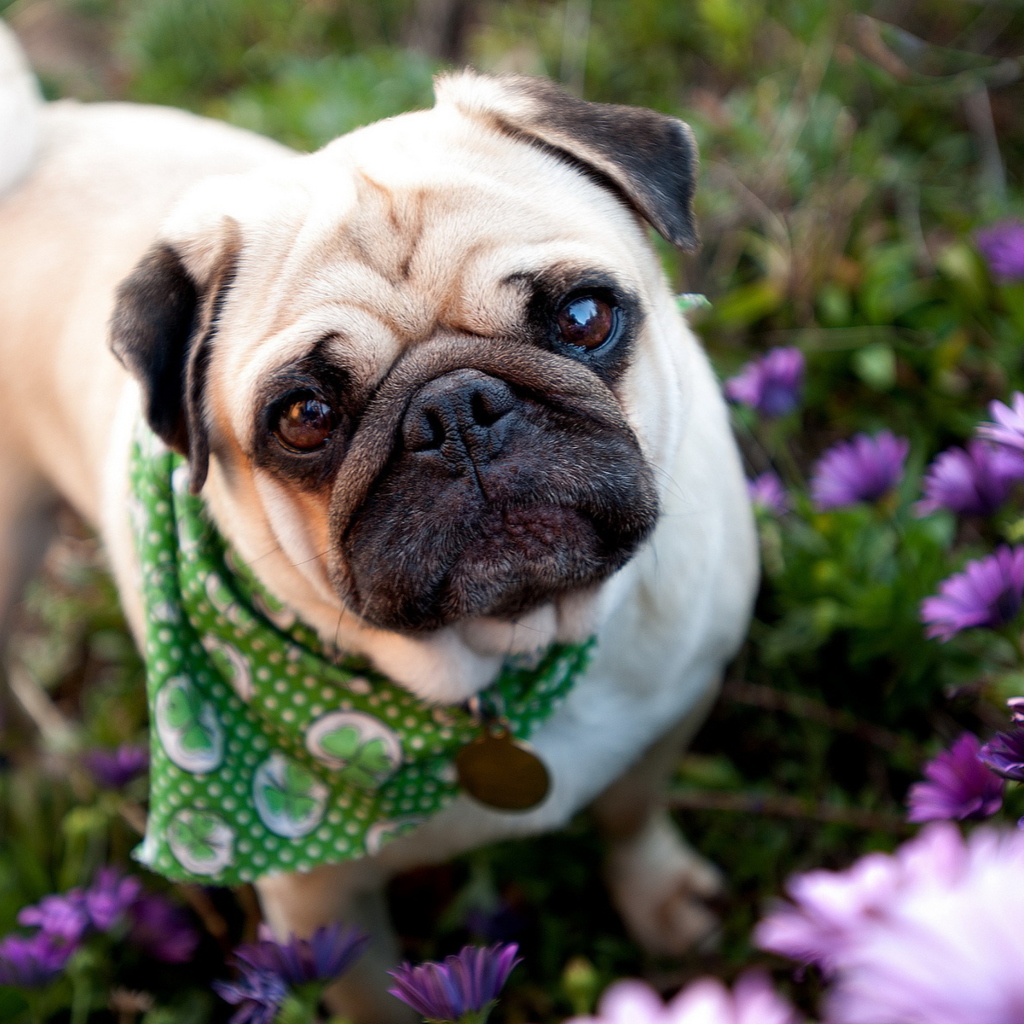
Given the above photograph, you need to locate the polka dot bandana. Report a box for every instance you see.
[128,426,593,885]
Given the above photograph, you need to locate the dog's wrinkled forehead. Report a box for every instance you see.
[111,70,699,488]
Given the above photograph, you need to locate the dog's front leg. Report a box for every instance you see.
[591,684,724,956]
[256,859,415,1024]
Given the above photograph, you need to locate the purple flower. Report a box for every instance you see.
[84,744,148,789]
[724,347,805,418]
[977,391,1024,455]
[233,923,368,985]
[810,431,909,510]
[84,868,142,932]
[976,220,1024,282]
[564,972,799,1024]
[920,545,1024,641]
[17,891,89,945]
[0,932,74,988]
[128,894,200,963]
[756,823,972,978]
[388,943,521,1023]
[907,733,1004,823]
[213,966,288,1024]
[916,441,1024,517]
[755,851,902,973]
[1008,696,1024,723]
[979,727,1024,782]
[748,472,789,515]
[16,869,146,953]
[812,824,1024,1024]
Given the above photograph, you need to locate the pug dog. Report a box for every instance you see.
[0,21,757,1022]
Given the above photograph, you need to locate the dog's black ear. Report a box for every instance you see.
[110,232,238,493]
[435,72,699,250]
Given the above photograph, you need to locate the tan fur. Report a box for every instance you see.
[0,61,758,1023]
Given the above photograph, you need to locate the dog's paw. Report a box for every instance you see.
[605,813,723,956]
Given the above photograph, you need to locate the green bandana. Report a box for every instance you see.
[128,427,592,885]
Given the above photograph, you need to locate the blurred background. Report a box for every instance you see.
[2,0,1024,1021]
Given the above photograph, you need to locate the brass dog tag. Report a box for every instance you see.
[456,727,550,812]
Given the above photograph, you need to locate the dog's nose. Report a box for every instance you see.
[402,369,517,465]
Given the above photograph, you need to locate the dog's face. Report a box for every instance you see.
[110,73,699,657]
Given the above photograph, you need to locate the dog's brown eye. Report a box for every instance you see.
[274,397,335,452]
[557,295,615,350]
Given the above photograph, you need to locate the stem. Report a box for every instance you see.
[69,965,90,1024]
[760,419,805,488]
[25,992,44,1024]
[274,989,320,1024]
[668,787,912,833]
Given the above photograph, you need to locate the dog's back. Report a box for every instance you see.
[0,22,40,198]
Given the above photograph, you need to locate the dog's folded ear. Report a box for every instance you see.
[109,223,240,494]
[435,72,699,251]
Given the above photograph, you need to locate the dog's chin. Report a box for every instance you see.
[456,605,559,658]
[341,502,633,635]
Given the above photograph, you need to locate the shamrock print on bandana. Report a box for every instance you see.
[253,754,328,838]
[166,809,234,875]
[201,636,255,702]
[365,817,424,855]
[306,712,402,788]
[155,677,224,774]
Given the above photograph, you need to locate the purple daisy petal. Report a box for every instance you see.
[920,545,1024,641]
[976,220,1024,282]
[916,441,1024,517]
[755,852,901,973]
[907,733,1004,823]
[979,727,1024,782]
[84,744,149,789]
[17,891,89,945]
[84,868,143,933]
[756,823,1024,1022]
[213,966,289,1024]
[748,471,790,516]
[810,431,909,510]
[233,923,367,986]
[565,972,799,1024]
[388,943,521,1022]
[0,932,74,988]
[977,392,1024,455]
[724,347,805,418]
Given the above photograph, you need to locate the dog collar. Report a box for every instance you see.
[128,426,592,885]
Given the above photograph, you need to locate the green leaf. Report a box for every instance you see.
[851,343,897,391]
[711,281,784,328]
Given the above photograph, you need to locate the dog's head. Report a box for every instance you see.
[110,72,699,669]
